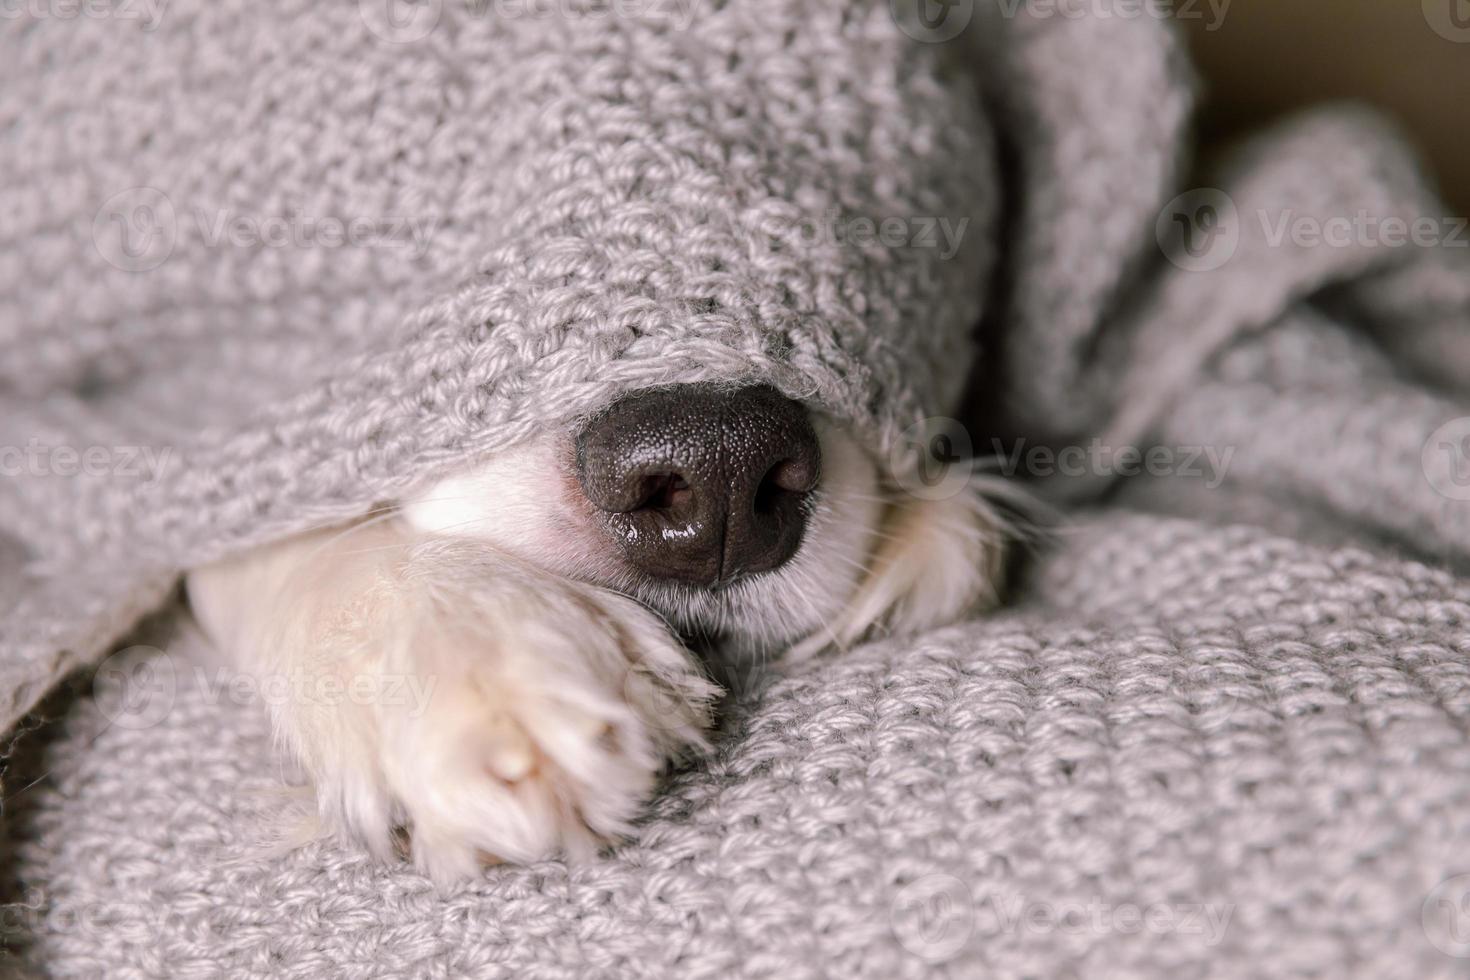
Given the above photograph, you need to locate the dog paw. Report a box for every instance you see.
[243,533,717,885]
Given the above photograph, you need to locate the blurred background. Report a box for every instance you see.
[1179,0,1470,214]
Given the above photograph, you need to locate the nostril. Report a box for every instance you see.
[753,458,815,515]
[769,456,819,495]
[632,473,692,512]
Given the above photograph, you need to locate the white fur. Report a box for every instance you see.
[189,523,716,886]
[400,419,893,654]
[187,414,1007,883]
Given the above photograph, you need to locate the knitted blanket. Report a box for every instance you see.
[3,1,1470,976]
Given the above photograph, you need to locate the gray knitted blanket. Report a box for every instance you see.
[4,1,1470,976]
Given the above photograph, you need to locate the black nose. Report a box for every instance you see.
[574,384,821,586]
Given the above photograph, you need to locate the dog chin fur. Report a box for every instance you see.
[187,416,1009,887]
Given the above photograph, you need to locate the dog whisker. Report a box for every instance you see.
[785,563,849,654]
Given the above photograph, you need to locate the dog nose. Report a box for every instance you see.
[575,384,820,586]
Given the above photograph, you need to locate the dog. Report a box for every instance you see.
[186,382,1008,884]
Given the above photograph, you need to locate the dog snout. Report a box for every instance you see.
[574,384,820,586]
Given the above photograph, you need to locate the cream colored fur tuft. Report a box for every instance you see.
[189,521,716,887]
